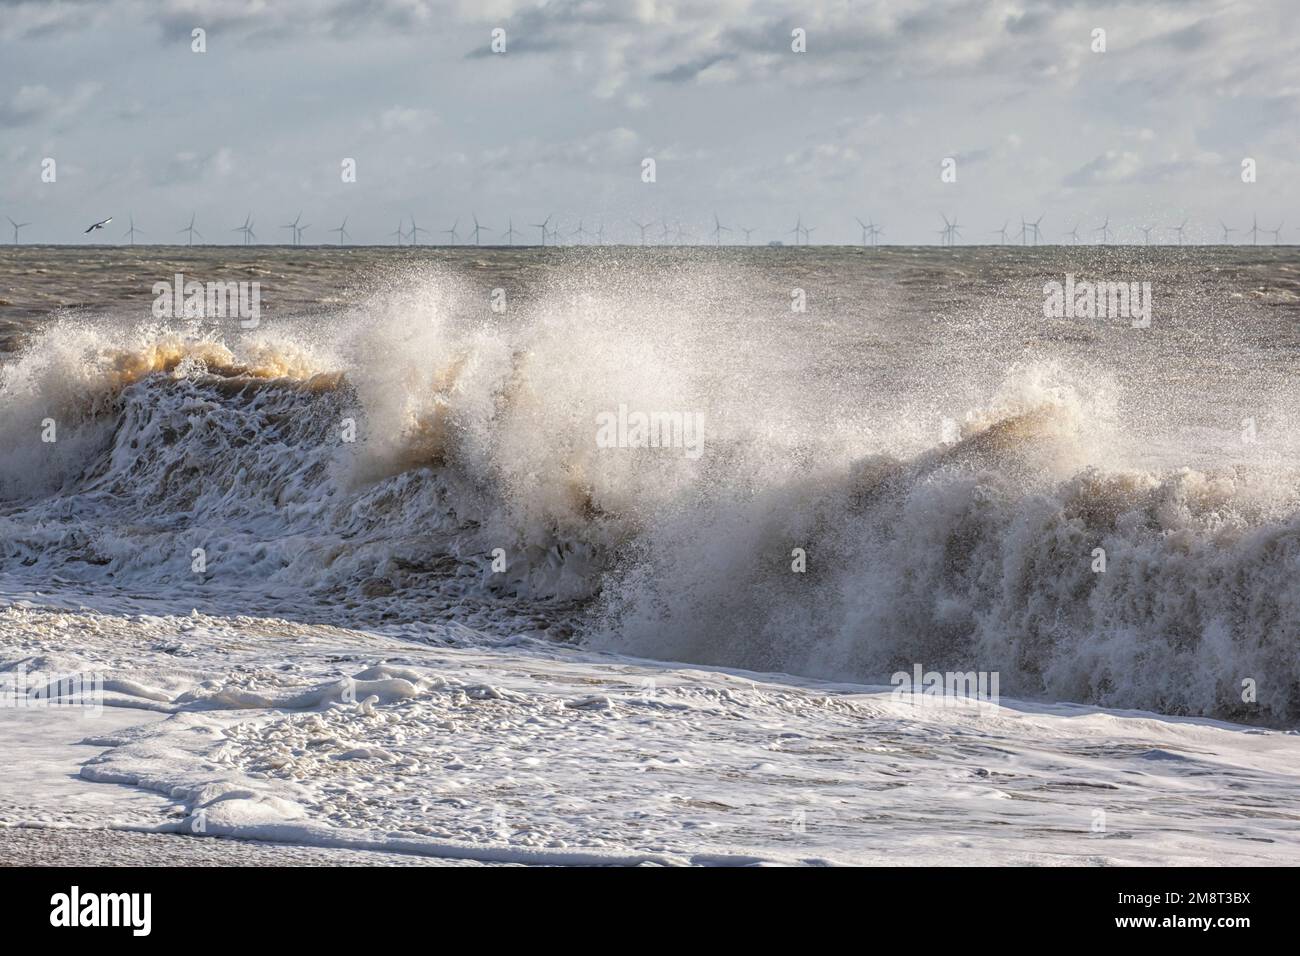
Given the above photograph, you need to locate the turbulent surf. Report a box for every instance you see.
[2,249,1299,724]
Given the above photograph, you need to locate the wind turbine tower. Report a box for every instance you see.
[123,214,144,245]
[530,215,552,246]
[711,213,732,246]
[281,212,303,247]
[1095,216,1111,245]
[940,214,960,247]
[788,215,804,245]
[1027,214,1044,245]
[857,217,876,246]
[470,214,491,245]
[6,216,31,244]
[179,213,203,247]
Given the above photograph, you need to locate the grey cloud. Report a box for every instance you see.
[3,0,1298,244]
[652,53,738,84]
[0,82,99,128]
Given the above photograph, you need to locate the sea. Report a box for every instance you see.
[2,244,1299,723]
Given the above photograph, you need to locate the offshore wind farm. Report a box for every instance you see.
[4,208,1296,248]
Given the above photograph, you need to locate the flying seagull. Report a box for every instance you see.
[84,217,113,234]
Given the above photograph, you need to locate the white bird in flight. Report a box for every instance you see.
[84,217,113,234]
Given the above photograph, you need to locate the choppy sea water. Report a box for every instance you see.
[2,245,1299,724]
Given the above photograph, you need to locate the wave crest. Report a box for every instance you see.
[2,268,1298,723]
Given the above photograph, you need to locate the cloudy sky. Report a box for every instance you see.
[1,0,1296,245]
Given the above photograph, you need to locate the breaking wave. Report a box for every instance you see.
[1,264,1298,723]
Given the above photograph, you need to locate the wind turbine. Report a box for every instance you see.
[7,216,31,244]
[1140,225,1154,245]
[502,218,518,245]
[990,220,1009,244]
[1266,220,1284,244]
[295,221,310,245]
[1219,220,1236,243]
[869,223,884,246]
[389,221,406,245]
[1066,223,1081,244]
[1094,216,1111,245]
[741,226,756,245]
[595,222,606,244]
[632,219,652,245]
[470,214,490,245]
[802,222,816,245]
[1169,218,1188,245]
[233,212,255,246]
[530,214,552,246]
[1247,214,1260,245]
[940,214,960,247]
[123,214,144,245]
[330,216,351,245]
[179,213,203,246]
[712,214,733,247]
[856,217,876,247]
[1026,214,1044,245]
[570,219,588,244]
[440,219,459,245]
[281,212,303,247]
[1017,215,1043,246]
[787,215,803,245]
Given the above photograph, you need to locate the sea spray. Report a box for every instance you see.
[2,260,1298,723]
